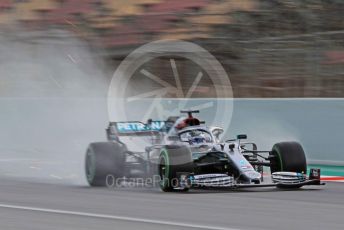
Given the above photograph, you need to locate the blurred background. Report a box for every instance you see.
[1,0,344,97]
[0,3,343,229]
[1,0,344,184]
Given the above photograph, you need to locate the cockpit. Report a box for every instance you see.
[179,129,213,144]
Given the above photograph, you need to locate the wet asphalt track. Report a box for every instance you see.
[0,177,343,230]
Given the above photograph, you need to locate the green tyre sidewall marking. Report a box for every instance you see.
[86,147,96,183]
[159,149,170,190]
[274,146,284,171]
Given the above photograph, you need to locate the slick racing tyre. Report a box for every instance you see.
[270,142,307,174]
[158,145,194,192]
[85,142,126,186]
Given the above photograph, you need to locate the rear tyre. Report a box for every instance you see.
[158,145,194,192]
[85,142,126,186]
[270,142,307,174]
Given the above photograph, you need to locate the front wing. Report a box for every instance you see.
[178,169,325,189]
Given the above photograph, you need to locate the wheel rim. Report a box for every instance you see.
[159,150,170,189]
[159,156,167,187]
[270,148,283,173]
[85,149,95,182]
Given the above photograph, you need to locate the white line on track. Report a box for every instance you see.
[0,203,239,230]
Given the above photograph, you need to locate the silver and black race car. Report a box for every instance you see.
[85,110,324,191]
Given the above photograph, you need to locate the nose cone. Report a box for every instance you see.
[244,171,262,181]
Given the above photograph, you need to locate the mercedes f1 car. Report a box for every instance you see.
[85,110,324,191]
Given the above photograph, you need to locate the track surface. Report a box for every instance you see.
[0,177,343,230]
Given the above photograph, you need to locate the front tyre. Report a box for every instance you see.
[270,142,307,174]
[158,145,193,192]
[270,142,307,189]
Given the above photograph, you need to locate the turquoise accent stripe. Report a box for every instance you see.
[308,164,344,176]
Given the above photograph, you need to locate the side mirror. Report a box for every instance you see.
[228,143,235,151]
[237,134,247,140]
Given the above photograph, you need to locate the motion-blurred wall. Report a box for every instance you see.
[1,0,343,97]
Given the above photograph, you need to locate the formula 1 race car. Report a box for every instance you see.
[85,110,324,191]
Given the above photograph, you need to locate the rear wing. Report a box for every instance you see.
[106,121,166,138]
